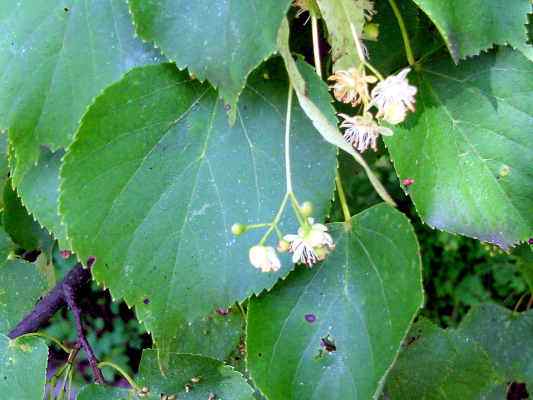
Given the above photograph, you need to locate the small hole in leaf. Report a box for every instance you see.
[143,298,150,305]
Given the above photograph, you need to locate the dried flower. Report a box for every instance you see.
[356,0,377,21]
[371,67,417,124]
[338,112,392,152]
[249,245,281,273]
[284,219,335,267]
[328,68,377,106]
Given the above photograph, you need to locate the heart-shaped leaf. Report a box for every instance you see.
[247,204,423,399]
[385,48,533,249]
[59,62,337,351]
[0,0,162,185]
[129,0,292,117]
[411,0,532,62]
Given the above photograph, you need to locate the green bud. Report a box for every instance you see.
[363,23,379,41]
[231,223,246,236]
[300,201,314,217]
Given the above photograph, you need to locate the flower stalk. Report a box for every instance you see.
[388,0,416,67]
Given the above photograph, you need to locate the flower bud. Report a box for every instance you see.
[363,23,379,41]
[231,223,246,236]
[300,201,313,217]
[277,239,290,252]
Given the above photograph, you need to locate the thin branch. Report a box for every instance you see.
[64,282,105,384]
[8,262,105,384]
[8,264,90,339]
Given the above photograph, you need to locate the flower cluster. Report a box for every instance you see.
[236,201,336,273]
[329,67,417,152]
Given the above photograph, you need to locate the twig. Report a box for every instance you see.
[8,262,105,384]
[8,264,90,338]
[63,277,105,384]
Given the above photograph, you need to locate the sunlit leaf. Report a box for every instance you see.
[247,204,423,399]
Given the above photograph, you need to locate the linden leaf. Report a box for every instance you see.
[59,62,336,352]
[129,0,292,120]
[385,304,533,396]
[411,0,532,62]
[0,0,162,185]
[13,147,68,248]
[79,351,254,400]
[0,260,47,334]
[0,335,48,399]
[384,318,502,398]
[247,204,423,399]
[3,180,50,251]
[385,48,533,249]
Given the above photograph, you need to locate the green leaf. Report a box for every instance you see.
[0,224,14,263]
[385,48,533,249]
[0,335,48,399]
[129,0,292,118]
[384,319,502,399]
[385,303,533,395]
[138,350,254,399]
[3,180,50,250]
[80,351,255,399]
[0,0,162,185]
[410,0,532,63]
[14,148,68,248]
[78,385,136,400]
[168,308,243,361]
[59,62,337,351]
[459,303,533,385]
[247,204,423,400]
[0,260,47,334]
[315,0,367,71]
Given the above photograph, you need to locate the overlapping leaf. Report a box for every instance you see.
[14,148,67,247]
[0,335,48,400]
[459,303,533,384]
[0,260,47,334]
[129,0,292,117]
[411,0,532,62]
[384,319,502,398]
[0,0,162,185]
[78,351,254,400]
[3,181,50,250]
[385,48,533,249]
[247,204,423,400]
[385,304,533,396]
[60,62,337,352]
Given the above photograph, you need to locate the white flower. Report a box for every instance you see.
[284,219,335,267]
[249,246,281,273]
[328,68,377,106]
[338,113,392,152]
[371,67,417,124]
